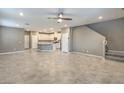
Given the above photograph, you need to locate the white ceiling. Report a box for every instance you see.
[0,8,124,32]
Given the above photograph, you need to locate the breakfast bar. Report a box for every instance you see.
[38,42,55,51]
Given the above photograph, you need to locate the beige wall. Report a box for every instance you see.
[0,26,24,53]
[71,26,105,57]
[88,18,124,52]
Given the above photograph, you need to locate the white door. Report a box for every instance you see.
[32,35,38,48]
[24,35,29,49]
[61,32,69,52]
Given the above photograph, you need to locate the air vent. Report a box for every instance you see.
[25,23,30,25]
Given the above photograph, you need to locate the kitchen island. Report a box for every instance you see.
[38,42,55,51]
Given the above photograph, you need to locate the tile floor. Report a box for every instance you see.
[0,50,124,84]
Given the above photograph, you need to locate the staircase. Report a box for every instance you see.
[106,50,124,61]
[87,26,124,62]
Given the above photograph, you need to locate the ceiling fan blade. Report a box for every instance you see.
[61,18,72,20]
[48,17,58,19]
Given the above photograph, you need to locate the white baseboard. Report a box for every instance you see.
[0,51,25,55]
[71,52,105,60]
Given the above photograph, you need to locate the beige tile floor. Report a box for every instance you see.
[0,50,124,84]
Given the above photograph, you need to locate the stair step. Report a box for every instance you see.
[106,55,124,61]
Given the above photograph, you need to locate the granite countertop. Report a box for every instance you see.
[38,42,53,45]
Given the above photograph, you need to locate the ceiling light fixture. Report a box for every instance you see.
[98,16,103,19]
[57,18,63,23]
[58,13,63,18]
[19,12,24,16]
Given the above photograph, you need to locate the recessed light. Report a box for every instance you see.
[16,24,19,27]
[98,16,103,20]
[19,12,24,16]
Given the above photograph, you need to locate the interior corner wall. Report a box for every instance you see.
[88,18,124,52]
[0,26,24,53]
[71,26,105,57]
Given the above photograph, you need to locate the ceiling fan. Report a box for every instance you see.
[48,12,72,23]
